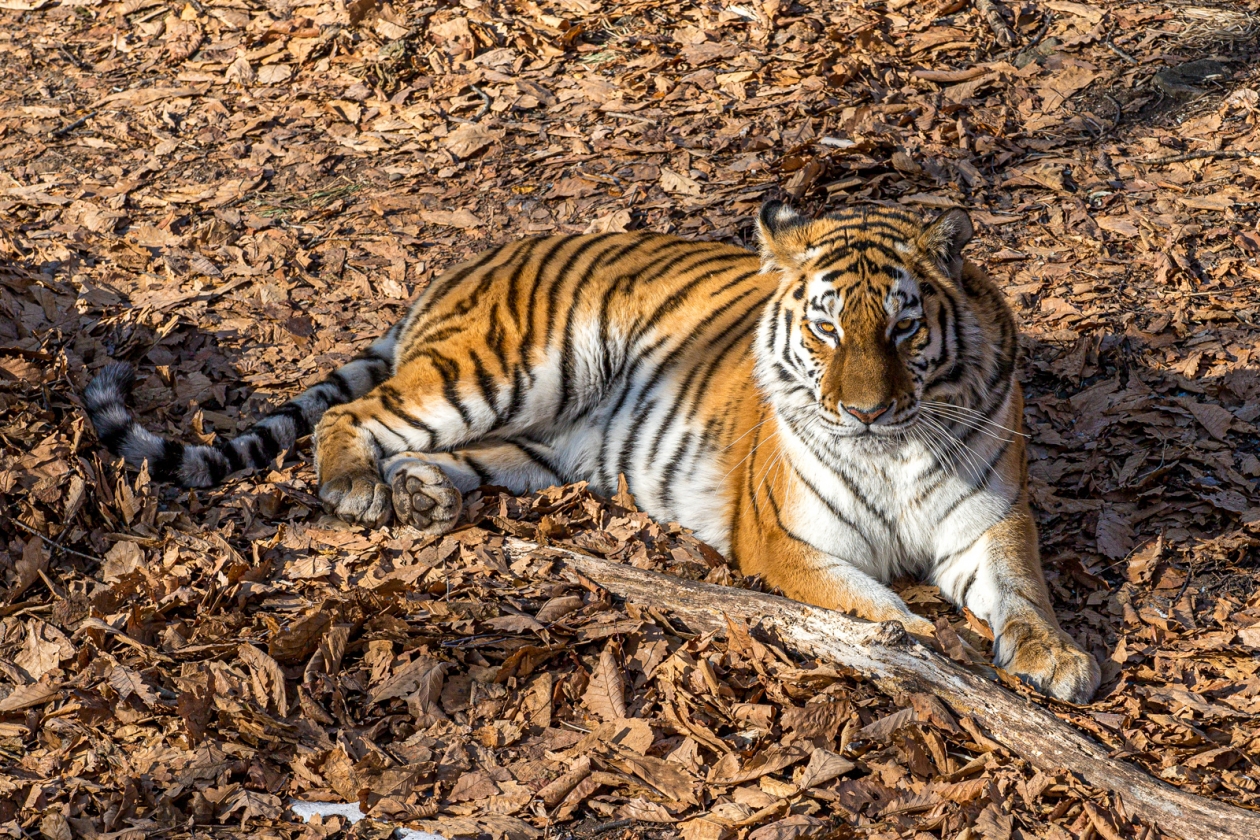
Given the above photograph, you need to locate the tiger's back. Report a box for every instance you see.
[343,230,772,552]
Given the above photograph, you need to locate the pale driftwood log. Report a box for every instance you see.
[504,539,1260,840]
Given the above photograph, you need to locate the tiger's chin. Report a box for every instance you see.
[834,426,912,452]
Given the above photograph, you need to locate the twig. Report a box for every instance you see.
[50,111,96,139]
[469,84,491,120]
[10,518,103,565]
[603,111,656,126]
[1143,149,1260,164]
[1103,94,1122,129]
[975,0,1018,48]
[1023,9,1053,52]
[574,166,622,187]
[584,819,633,838]
[1106,39,1138,64]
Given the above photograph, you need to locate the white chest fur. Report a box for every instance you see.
[778,418,1016,582]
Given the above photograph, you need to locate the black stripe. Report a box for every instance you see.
[418,242,514,313]
[205,450,229,484]
[151,440,185,481]
[788,460,878,554]
[100,423,132,454]
[619,287,763,482]
[814,240,904,270]
[512,438,566,481]
[560,235,684,414]
[274,403,313,438]
[216,438,245,472]
[327,370,355,401]
[468,351,501,421]
[457,452,492,486]
[254,424,283,460]
[934,438,1014,522]
[378,384,439,439]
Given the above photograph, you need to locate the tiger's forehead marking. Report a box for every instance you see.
[802,252,919,315]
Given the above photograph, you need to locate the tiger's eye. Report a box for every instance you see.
[895,318,920,333]
[817,322,836,333]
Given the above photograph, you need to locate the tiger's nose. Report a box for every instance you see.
[844,403,890,424]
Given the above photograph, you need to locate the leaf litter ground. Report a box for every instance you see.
[3,1,1260,839]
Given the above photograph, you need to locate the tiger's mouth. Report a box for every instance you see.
[811,406,922,439]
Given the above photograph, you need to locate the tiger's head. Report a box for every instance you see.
[754,202,979,442]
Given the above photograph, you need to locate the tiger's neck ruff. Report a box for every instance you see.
[86,202,1100,703]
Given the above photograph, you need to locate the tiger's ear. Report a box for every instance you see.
[756,201,808,267]
[917,208,973,279]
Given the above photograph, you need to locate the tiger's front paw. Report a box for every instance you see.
[390,461,462,535]
[319,471,394,527]
[997,618,1101,704]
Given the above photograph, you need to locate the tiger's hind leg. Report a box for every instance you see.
[313,357,565,529]
[382,439,567,534]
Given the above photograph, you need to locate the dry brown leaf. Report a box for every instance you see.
[419,209,484,230]
[582,641,627,721]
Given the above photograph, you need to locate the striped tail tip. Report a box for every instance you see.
[84,362,229,488]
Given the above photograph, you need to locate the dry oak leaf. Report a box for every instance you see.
[109,664,160,708]
[445,124,502,158]
[974,801,1014,840]
[708,745,808,785]
[164,16,203,62]
[1096,216,1140,237]
[238,643,287,714]
[370,654,447,704]
[7,537,47,603]
[780,700,848,742]
[1238,623,1260,649]
[257,64,294,85]
[618,798,677,823]
[14,620,71,681]
[419,209,484,230]
[421,815,541,839]
[38,813,71,840]
[449,770,502,803]
[101,540,144,583]
[539,755,593,807]
[582,641,627,721]
[0,679,60,712]
[607,752,700,806]
[793,747,856,790]
[225,52,255,85]
[1180,399,1235,441]
[1096,506,1135,560]
[679,817,731,840]
[748,816,826,840]
[221,789,283,823]
[585,717,654,754]
[660,168,703,196]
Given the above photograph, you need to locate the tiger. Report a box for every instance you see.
[85,202,1101,703]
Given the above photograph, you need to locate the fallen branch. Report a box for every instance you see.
[1143,149,1260,165]
[505,538,1260,840]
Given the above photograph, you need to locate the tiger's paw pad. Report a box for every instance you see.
[390,461,462,535]
[1000,621,1101,704]
[319,472,393,528]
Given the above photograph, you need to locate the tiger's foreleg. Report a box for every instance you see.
[931,501,1101,703]
[737,529,937,638]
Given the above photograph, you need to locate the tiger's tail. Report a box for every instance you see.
[84,324,401,487]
